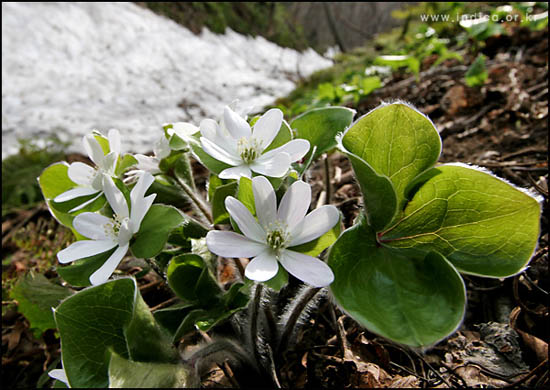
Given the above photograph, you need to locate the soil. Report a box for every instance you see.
[2,26,548,388]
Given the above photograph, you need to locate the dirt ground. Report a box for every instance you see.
[2,26,548,388]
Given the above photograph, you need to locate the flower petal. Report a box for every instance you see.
[108,129,121,154]
[224,106,251,139]
[154,135,171,159]
[73,212,114,240]
[200,137,241,166]
[252,108,283,152]
[67,162,96,186]
[100,151,118,174]
[206,231,266,258]
[289,205,340,246]
[89,243,128,285]
[250,152,291,178]
[172,122,199,140]
[130,172,154,206]
[279,250,334,287]
[48,369,68,385]
[245,249,279,282]
[54,187,99,203]
[130,194,155,234]
[83,134,105,166]
[277,180,311,231]
[260,139,310,162]
[252,176,277,229]
[103,175,129,218]
[225,197,265,242]
[68,191,104,213]
[57,239,117,264]
[200,118,237,155]
[219,165,252,180]
[133,154,160,173]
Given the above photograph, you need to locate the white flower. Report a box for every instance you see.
[48,366,70,387]
[54,129,121,212]
[200,106,310,180]
[168,121,200,143]
[124,134,171,183]
[206,176,338,287]
[57,172,156,285]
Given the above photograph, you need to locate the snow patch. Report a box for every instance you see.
[2,2,332,157]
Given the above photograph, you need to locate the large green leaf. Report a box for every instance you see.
[131,204,186,258]
[328,218,466,347]
[167,254,219,303]
[10,272,72,337]
[291,106,355,162]
[381,164,541,277]
[53,278,178,388]
[342,103,441,218]
[56,247,116,287]
[108,352,198,388]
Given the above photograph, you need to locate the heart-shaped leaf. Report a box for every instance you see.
[328,218,466,347]
[342,103,441,222]
[108,352,198,388]
[53,278,178,388]
[381,164,541,277]
[212,181,238,224]
[291,106,355,162]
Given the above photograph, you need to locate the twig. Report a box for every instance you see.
[329,305,346,357]
[2,204,45,247]
[411,350,453,388]
[175,176,213,225]
[144,258,167,282]
[150,296,178,311]
[138,279,163,293]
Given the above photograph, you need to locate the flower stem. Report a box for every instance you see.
[250,283,263,368]
[175,175,213,225]
[324,154,332,205]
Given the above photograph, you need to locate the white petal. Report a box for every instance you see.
[252,176,277,229]
[67,191,104,213]
[83,134,104,166]
[245,249,279,282]
[54,187,99,203]
[57,239,117,264]
[130,172,154,206]
[99,151,118,174]
[261,139,310,162]
[134,154,160,173]
[252,108,283,152]
[118,219,134,246]
[103,175,129,218]
[200,119,237,154]
[224,106,251,139]
[89,244,128,285]
[277,180,311,230]
[279,250,334,287]
[172,122,199,139]
[154,135,171,159]
[73,212,113,240]
[130,194,155,234]
[108,129,121,154]
[219,165,252,180]
[48,369,68,385]
[200,137,241,166]
[67,162,96,186]
[206,231,266,258]
[289,205,340,247]
[250,152,291,178]
[225,197,265,242]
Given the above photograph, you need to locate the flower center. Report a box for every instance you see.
[265,221,290,252]
[237,137,262,164]
[102,215,130,241]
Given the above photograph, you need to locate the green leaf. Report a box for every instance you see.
[10,272,72,337]
[465,54,488,87]
[237,176,255,215]
[360,76,382,96]
[328,218,466,347]
[131,204,185,258]
[108,352,198,388]
[147,176,189,209]
[56,247,116,287]
[291,107,355,162]
[54,278,178,388]
[38,162,75,200]
[262,118,293,153]
[114,154,138,176]
[167,254,209,303]
[374,55,420,76]
[381,164,541,277]
[263,266,289,291]
[174,153,196,190]
[211,181,238,224]
[342,103,441,221]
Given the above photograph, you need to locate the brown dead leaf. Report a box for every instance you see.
[510,307,549,363]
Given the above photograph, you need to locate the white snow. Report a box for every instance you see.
[1,2,332,157]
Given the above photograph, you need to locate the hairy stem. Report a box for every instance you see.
[324,154,332,205]
[277,287,320,355]
[249,283,264,369]
[175,175,213,225]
